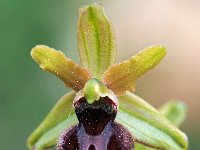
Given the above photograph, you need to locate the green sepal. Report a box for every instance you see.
[78,4,116,78]
[135,101,187,150]
[31,45,91,91]
[116,92,188,150]
[103,45,166,96]
[27,91,77,150]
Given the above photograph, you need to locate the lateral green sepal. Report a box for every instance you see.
[27,91,76,150]
[135,100,187,150]
[116,92,188,150]
[34,114,78,150]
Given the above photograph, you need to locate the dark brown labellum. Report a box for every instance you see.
[57,97,134,150]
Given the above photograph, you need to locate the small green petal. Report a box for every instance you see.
[103,45,166,96]
[135,100,187,150]
[116,92,188,150]
[78,4,116,79]
[31,45,91,91]
[27,91,77,150]
[81,78,117,105]
[84,78,101,104]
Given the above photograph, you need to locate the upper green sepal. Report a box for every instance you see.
[78,4,116,79]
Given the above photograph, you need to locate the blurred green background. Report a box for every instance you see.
[0,0,199,149]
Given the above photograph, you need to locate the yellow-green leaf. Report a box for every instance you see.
[31,45,91,91]
[78,4,116,79]
[103,46,166,96]
[116,92,188,150]
[27,91,77,150]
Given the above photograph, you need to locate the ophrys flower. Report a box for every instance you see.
[27,4,188,150]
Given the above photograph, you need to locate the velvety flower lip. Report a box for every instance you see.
[27,4,188,150]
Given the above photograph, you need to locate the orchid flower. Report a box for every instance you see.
[27,4,188,150]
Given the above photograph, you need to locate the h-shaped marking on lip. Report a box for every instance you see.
[77,121,113,150]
